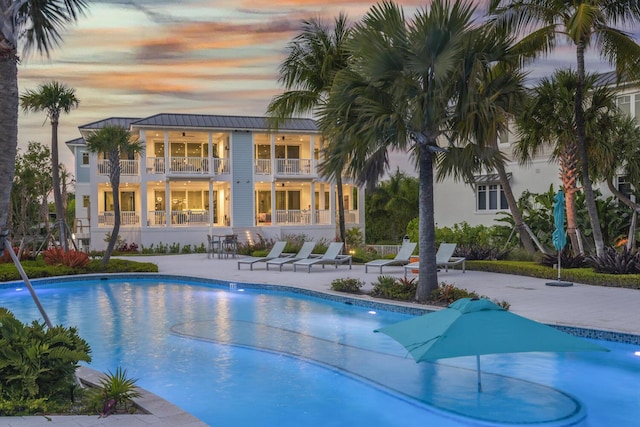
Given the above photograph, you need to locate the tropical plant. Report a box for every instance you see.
[436,23,539,253]
[266,13,351,245]
[489,0,640,258]
[85,125,143,264]
[365,169,419,244]
[0,0,87,249]
[20,81,80,252]
[330,277,365,293]
[89,367,142,415]
[320,0,481,302]
[10,142,53,247]
[515,70,619,255]
[0,308,91,403]
[370,275,417,301]
[588,246,639,274]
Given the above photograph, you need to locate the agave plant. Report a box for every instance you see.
[93,367,142,415]
[588,247,639,275]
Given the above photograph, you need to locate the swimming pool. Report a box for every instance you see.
[1,276,639,426]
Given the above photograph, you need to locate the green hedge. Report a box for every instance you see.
[466,260,640,289]
[0,259,158,282]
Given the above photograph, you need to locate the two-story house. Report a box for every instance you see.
[67,113,364,251]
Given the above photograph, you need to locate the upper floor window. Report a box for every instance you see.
[477,184,508,211]
[617,93,640,122]
[617,175,635,202]
[81,151,89,165]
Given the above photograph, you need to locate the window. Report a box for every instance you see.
[82,195,90,208]
[477,184,508,211]
[617,95,631,116]
[81,151,89,165]
[617,176,634,201]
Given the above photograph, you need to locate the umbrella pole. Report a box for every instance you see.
[476,354,482,392]
[557,251,561,282]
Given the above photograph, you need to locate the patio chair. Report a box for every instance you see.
[221,234,238,258]
[365,241,417,273]
[237,241,288,270]
[266,241,316,271]
[403,243,466,275]
[293,242,352,273]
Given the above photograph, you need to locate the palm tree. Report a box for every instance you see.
[85,125,142,265]
[320,0,479,301]
[20,81,79,251]
[436,24,541,253]
[0,0,87,247]
[266,14,351,244]
[515,70,618,254]
[489,0,640,258]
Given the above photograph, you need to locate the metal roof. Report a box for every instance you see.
[131,113,318,132]
[78,117,141,130]
[65,136,85,146]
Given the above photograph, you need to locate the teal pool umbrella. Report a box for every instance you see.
[548,190,572,286]
[375,298,608,392]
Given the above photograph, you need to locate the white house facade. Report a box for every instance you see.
[67,114,365,251]
[433,77,640,229]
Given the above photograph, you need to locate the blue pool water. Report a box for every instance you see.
[1,276,639,426]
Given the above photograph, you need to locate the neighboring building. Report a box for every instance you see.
[67,113,364,251]
[433,75,640,229]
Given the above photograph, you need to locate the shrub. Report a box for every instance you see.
[330,278,365,293]
[370,275,417,301]
[588,246,639,274]
[87,367,142,416]
[428,283,510,309]
[42,248,90,268]
[540,248,588,268]
[0,308,91,413]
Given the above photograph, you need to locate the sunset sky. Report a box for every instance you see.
[16,0,616,175]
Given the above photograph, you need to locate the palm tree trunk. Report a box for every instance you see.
[336,175,346,247]
[0,54,19,236]
[415,146,438,303]
[495,163,536,253]
[561,143,582,254]
[103,152,121,264]
[50,118,68,252]
[575,39,605,257]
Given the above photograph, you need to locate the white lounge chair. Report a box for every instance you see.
[403,243,466,274]
[293,242,352,273]
[365,241,417,273]
[266,241,316,271]
[237,241,288,270]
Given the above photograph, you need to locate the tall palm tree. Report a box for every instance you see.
[266,14,351,244]
[20,81,79,251]
[515,70,617,254]
[85,125,142,265]
[0,0,87,247]
[320,0,478,301]
[489,0,640,258]
[437,24,540,253]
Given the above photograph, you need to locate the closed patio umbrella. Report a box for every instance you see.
[375,298,608,392]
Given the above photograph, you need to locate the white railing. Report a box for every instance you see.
[275,209,312,224]
[148,211,166,226]
[337,209,359,224]
[255,159,272,175]
[98,160,138,176]
[211,158,230,175]
[367,244,401,256]
[169,157,208,174]
[98,211,140,226]
[315,209,331,224]
[146,157,165,174]
[275,159,314,175]
[169,210,210,226]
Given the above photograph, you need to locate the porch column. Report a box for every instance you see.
[310,181,316,225]
[139,130,148,229]
[208,132,213,175]
[165,180,170,227]
[209,181,214,228]
[330,183,336,226]
[271,180,277,225]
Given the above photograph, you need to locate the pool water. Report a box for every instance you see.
[1,277,639,426]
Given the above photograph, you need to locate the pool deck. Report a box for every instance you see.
[4,253,639,426]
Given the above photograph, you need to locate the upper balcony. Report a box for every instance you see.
[255,158,316,177]
[98,159,139,176]
[146,157,230,176]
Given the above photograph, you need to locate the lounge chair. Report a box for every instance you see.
[266,241,316,271]
[365,241,417,273]
[403,243,466,274]
[237,241,288,270]
[293,242,352,273]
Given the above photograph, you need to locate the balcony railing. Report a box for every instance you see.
[337,209,359,224]
[255,159,272,175]
[275,209,312,224]
[98,160,138,176]
[146,157,230,175]
[275,159,314,176]
[98,211,140,226]
[147,210,211,226]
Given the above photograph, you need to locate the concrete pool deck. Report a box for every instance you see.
[3,253,639,426]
